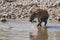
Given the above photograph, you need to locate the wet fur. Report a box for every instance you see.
[29,8,49,27]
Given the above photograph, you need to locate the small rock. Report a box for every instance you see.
[22,16,25,18]
[52,14,55,15]
[49,19,52,20]
[25,15,28,17]
[33,20,36,23]
[55,18,57,20]
[58,18,60,21]
[1,18,7,22]
[24,13,27,15]
[18,15,21,18]
[5,0,16,2]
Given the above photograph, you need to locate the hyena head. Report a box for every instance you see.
[29,8,42,22]
[29,14,36,22]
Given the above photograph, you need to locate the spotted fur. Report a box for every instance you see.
[29,8,49,27]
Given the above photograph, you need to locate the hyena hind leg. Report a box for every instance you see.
[44,20,47,26]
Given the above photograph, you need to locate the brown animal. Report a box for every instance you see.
[29,8,49,27]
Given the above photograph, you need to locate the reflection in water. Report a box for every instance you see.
[37,27,48,40]
[0,20,49,40]
[30,27,48,40]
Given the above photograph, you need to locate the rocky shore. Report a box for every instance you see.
[0,0,60,23]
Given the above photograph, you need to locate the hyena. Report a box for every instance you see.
[29,8,49,27]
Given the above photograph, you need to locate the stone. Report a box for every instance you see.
[58,17,60,21]
[5,0,16,2]
[1,18,7,22]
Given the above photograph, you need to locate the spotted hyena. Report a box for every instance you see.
[29,8,49,27]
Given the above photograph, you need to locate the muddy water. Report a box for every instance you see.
[0,19,38,40]
[0,19,60,40]
[30,23,60,40]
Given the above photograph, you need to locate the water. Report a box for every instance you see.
[0,19,38,40]
[0,19,60,40]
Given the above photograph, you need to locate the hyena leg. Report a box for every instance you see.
[44,17,49,26]
[44,20,47,26]
[37,20,42,27]
[38,17,41,22]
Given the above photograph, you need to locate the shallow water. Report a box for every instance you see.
[0,19,60,40]
[0,19,37,40]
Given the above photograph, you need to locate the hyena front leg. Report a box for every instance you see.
[37,15,41,22]
[37,20,42,27]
